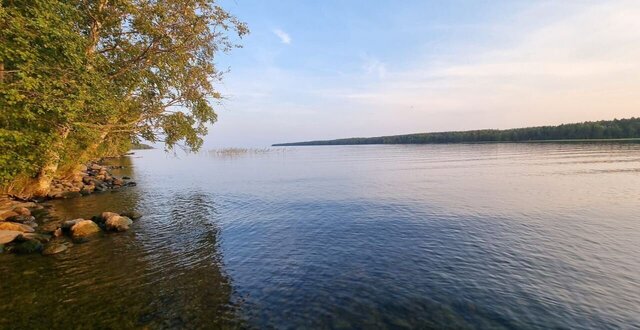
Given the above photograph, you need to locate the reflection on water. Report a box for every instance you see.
[1,142,640,329]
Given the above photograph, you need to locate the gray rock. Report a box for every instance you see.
[62,219,83,230]
[105,216,132,232]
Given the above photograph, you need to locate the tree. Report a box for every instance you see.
[0,0,247,196]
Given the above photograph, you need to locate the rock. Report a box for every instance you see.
[126,181,137,187]
[14,202,37,209]
[121,210,142,220]
[105,216,132,232]
[90,163,102,171]
[0,230,22,244]
[122,176,131,180]
[70,220,101,241]
[53,228,63,238]
[12,239,44,254]
[0,210,19,221]
[0,222,35,233]
[42,242,68,256]
[78,164,88,172]
[13,207,31,216]
[62,219,83,230]
[100,212,119,222]
[6,215,35,223]
[112,178,124,186]
[19,233,51,243]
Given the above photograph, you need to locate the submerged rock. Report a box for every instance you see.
[105,216,133,232]
[0,230,22,244]
[70,220,101,241]
[121,210,143,220]
[0,222,35,233]
[19,233,52,243]
[42,242,68,256]
[12,239,44,254]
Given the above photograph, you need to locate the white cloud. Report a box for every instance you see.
[273,29,292,44]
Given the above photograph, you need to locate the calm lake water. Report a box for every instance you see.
[1,143,639,329]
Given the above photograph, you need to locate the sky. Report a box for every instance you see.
[205,0,640,148]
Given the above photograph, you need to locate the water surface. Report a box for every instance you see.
[1,143,639,329]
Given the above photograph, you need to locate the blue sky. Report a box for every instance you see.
[206,0,640,147]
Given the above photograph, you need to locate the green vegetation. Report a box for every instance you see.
[0,0,247,196]
[273,118,640,146]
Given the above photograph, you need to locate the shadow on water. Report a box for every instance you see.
[0,156,244,329]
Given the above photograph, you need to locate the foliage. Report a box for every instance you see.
[0,0,247,190]
[274,118,640,146]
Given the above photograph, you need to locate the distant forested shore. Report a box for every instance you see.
[273,118,640,146]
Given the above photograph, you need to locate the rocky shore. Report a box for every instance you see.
[44,162,137,200]
[0,161,141,256]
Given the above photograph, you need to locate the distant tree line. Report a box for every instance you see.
[274,118,640,146]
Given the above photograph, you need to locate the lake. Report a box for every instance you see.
[1,143,639,329]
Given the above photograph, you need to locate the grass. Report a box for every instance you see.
[207,148,285,157]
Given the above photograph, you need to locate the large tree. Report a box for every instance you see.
[0,0,247,196]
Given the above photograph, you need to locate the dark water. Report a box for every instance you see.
[1,143,639,329]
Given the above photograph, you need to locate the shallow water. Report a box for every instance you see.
[1,143,639,329]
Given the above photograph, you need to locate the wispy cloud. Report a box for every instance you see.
[362,56,386,78]
[273,29,292,44]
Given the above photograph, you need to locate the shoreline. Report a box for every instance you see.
[0,155,142,256]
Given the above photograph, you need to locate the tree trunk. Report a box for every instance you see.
[33,126,70,197]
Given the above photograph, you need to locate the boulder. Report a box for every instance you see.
[70,220,101,241]
[0,222,35,233]
[121,210,143,220]
[90,163,102,171]
[0,210,19,221]
[0,230,22,244]
[42,242,68,256]
[13,207,31,216]
[100,212,119,222]
[105,216,132,232]
[12,239,44,254]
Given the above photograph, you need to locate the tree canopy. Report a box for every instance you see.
[0,0,247,195]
